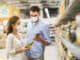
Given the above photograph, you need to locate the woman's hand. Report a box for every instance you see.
[16,47,30,54]
[20,47,30,52]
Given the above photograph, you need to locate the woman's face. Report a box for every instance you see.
[13,19,20,32]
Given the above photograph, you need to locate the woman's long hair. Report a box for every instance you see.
[7,16,19,35]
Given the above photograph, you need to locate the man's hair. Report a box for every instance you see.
[29,6,40,12]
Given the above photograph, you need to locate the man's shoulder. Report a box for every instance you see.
[40,21,49,28]
[40,21,49,25]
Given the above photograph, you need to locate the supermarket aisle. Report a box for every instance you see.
[0,43,60,60]
[45,43,61,60]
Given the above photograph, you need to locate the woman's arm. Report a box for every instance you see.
[15,47,29,54]
[6,35,16,55]
[6,34,29,56]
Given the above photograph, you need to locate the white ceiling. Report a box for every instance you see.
[0,0,61,9]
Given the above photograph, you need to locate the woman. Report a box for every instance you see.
[6,16,28,60]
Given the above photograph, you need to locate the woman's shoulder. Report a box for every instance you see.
[7,33,14,39]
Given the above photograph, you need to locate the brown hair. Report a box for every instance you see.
[29,6,40,13]
[7,16,19,35]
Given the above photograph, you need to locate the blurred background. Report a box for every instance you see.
[0,0,62,49]
[0,0,62,60]
[0,0,80,60]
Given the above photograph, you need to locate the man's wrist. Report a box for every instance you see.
[39,38,43,42]
[39,38,45,43]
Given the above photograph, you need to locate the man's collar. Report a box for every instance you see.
[31,19,40,25]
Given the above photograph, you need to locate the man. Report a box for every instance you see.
[25,6,51,60]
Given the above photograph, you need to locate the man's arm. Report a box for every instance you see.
[39,38,49,45]
[33,24,51,45]
[40,24,51,45]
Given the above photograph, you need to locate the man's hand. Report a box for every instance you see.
[33,33,48,45]
[33,33,42,41]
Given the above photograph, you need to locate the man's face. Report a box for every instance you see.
[30,11,40,22]
[30,11,40,17]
